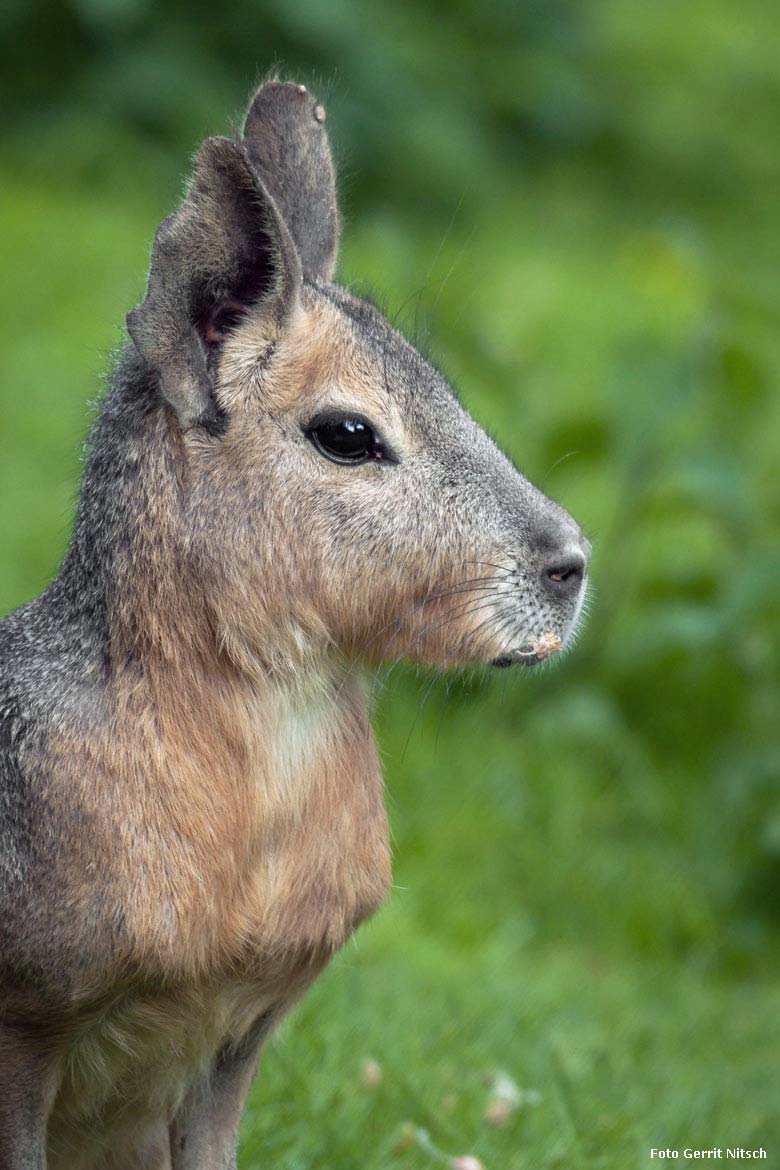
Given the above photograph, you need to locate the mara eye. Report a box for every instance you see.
[304,412,395,466]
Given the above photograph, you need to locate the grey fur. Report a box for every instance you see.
[243,81,339,281]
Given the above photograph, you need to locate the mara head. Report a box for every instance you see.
[126,80,590,678]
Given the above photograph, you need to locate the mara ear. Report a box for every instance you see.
[127,136,301,434]
[243,80,339,283]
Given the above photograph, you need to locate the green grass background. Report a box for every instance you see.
[2,2,779,1167]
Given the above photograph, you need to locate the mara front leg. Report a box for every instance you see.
[0,1023,57,1170]
[170,1014,272,1170]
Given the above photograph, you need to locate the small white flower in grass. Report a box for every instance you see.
[451,1157,486,1170]
[488,1071,522,1107]
[483,1070,540,1127]
[360,1058,383,1088]
[484,1098,512,1128]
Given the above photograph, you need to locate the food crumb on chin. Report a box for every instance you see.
[525,630,562,661]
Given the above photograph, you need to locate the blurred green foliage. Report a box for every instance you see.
[1,2,779,1166]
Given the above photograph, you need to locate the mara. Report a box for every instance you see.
[0,80,589,1169]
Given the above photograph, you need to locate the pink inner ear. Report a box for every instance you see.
[202,299,248,344]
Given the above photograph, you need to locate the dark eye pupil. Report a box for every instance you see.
[307,414,383,464]
[322,418,370,456]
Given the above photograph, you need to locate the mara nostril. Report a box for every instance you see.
[542,549,586,598]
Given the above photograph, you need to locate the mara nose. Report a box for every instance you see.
[542,543,588,600]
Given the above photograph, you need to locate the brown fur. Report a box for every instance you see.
[37,321,392,1160]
